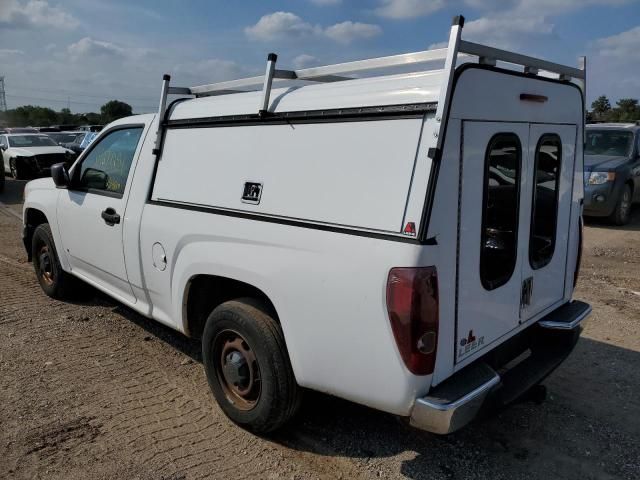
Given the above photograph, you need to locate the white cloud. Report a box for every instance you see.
[0,48,24,57]
[0,0,78,29]
[464,15,554,48]
[245,12,381,44]
[293,54,318,69]
[427,41,447,50]
[309,0,342,5]
[67,37,152,62]
[68,37,127,59]
[324,21,382,44]
[588,25,640,102]
[593,25,640,59]
[245,12,321,41]
[374,0,445,20]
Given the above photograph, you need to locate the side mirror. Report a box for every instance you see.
[0,145,6,151]
[51,162,70,188]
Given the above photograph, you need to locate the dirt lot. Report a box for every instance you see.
[1,177,639,480]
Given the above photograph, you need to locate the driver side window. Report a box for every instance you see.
[76,127,143,196]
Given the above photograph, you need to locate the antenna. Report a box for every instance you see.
[0,76,7,112]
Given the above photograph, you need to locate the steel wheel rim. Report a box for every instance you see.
[38,244,54,286]
[214,329,261,411]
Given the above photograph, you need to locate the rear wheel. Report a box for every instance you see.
[609,184,632,226]
[202,298,301,433]
[0,165,4,192]
[32,223,77,299]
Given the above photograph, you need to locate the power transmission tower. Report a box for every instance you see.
[0,76,6,112]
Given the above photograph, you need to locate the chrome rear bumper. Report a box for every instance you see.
[410,364,499,434]
[410,300,591,434]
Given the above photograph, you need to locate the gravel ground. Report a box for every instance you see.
[1,177,639,480]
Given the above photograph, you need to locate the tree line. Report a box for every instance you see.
[1,95,638,128]
[0,100,134,128]
[589,96,640,123]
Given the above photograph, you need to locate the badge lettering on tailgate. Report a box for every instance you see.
[459,330,485,357]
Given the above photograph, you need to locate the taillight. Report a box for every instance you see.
[574,215,584,287]
[386,267,439,375]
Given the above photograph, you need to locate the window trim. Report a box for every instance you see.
[69,123,145,199]
[529,133,562,270]
[480,132,523,291]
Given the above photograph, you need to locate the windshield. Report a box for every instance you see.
[585,130,633,156]
[8,135,58,148]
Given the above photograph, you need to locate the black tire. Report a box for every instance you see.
[32,223,77,299]
[609,184,632,226]
[202,298,301,433]
[10,158,27,180]
[0,165,4,193]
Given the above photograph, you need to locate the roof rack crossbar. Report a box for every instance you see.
[188,48,449,98]
[458,40,585,80]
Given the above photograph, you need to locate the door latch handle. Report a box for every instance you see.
[101,207,120,226]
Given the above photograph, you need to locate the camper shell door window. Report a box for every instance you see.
[480,133,522,291]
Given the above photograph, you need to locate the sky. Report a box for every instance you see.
[0,0,639,113]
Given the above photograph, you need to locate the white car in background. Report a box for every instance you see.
[0,133,72,180]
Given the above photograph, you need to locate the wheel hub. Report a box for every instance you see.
[214,331,261,410]
[222,351,249,389]
[38,245,54,285]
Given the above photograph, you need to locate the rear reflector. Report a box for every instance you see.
[386,267,439,375]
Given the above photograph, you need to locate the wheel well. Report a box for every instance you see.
[184,275,278,339]
[24,209,49,261]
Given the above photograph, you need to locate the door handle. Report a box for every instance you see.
[101,207,121,226]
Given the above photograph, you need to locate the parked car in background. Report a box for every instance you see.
[61,132,89,155]
[36,127,61,133]
[0,133,73,179]
[54,125,80,131]
[6,127,39,134]
[48,131,84,146]
[0,154,4,192]
[79,131,98,150]
[584,123,640,225]
[78,125,104,132]
[61,131,99,155]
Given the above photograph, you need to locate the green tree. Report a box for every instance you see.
[100,100,132,123]
[614,98,640,122]
[591,95,611,120]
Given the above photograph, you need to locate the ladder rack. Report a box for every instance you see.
[152,14,586,157]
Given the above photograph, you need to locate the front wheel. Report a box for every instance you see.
[32,223,77,299]
[609,184,632,226]
[0,165,4,193]
[202,298,301,433]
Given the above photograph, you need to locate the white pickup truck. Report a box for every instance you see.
[22,16,591,434]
